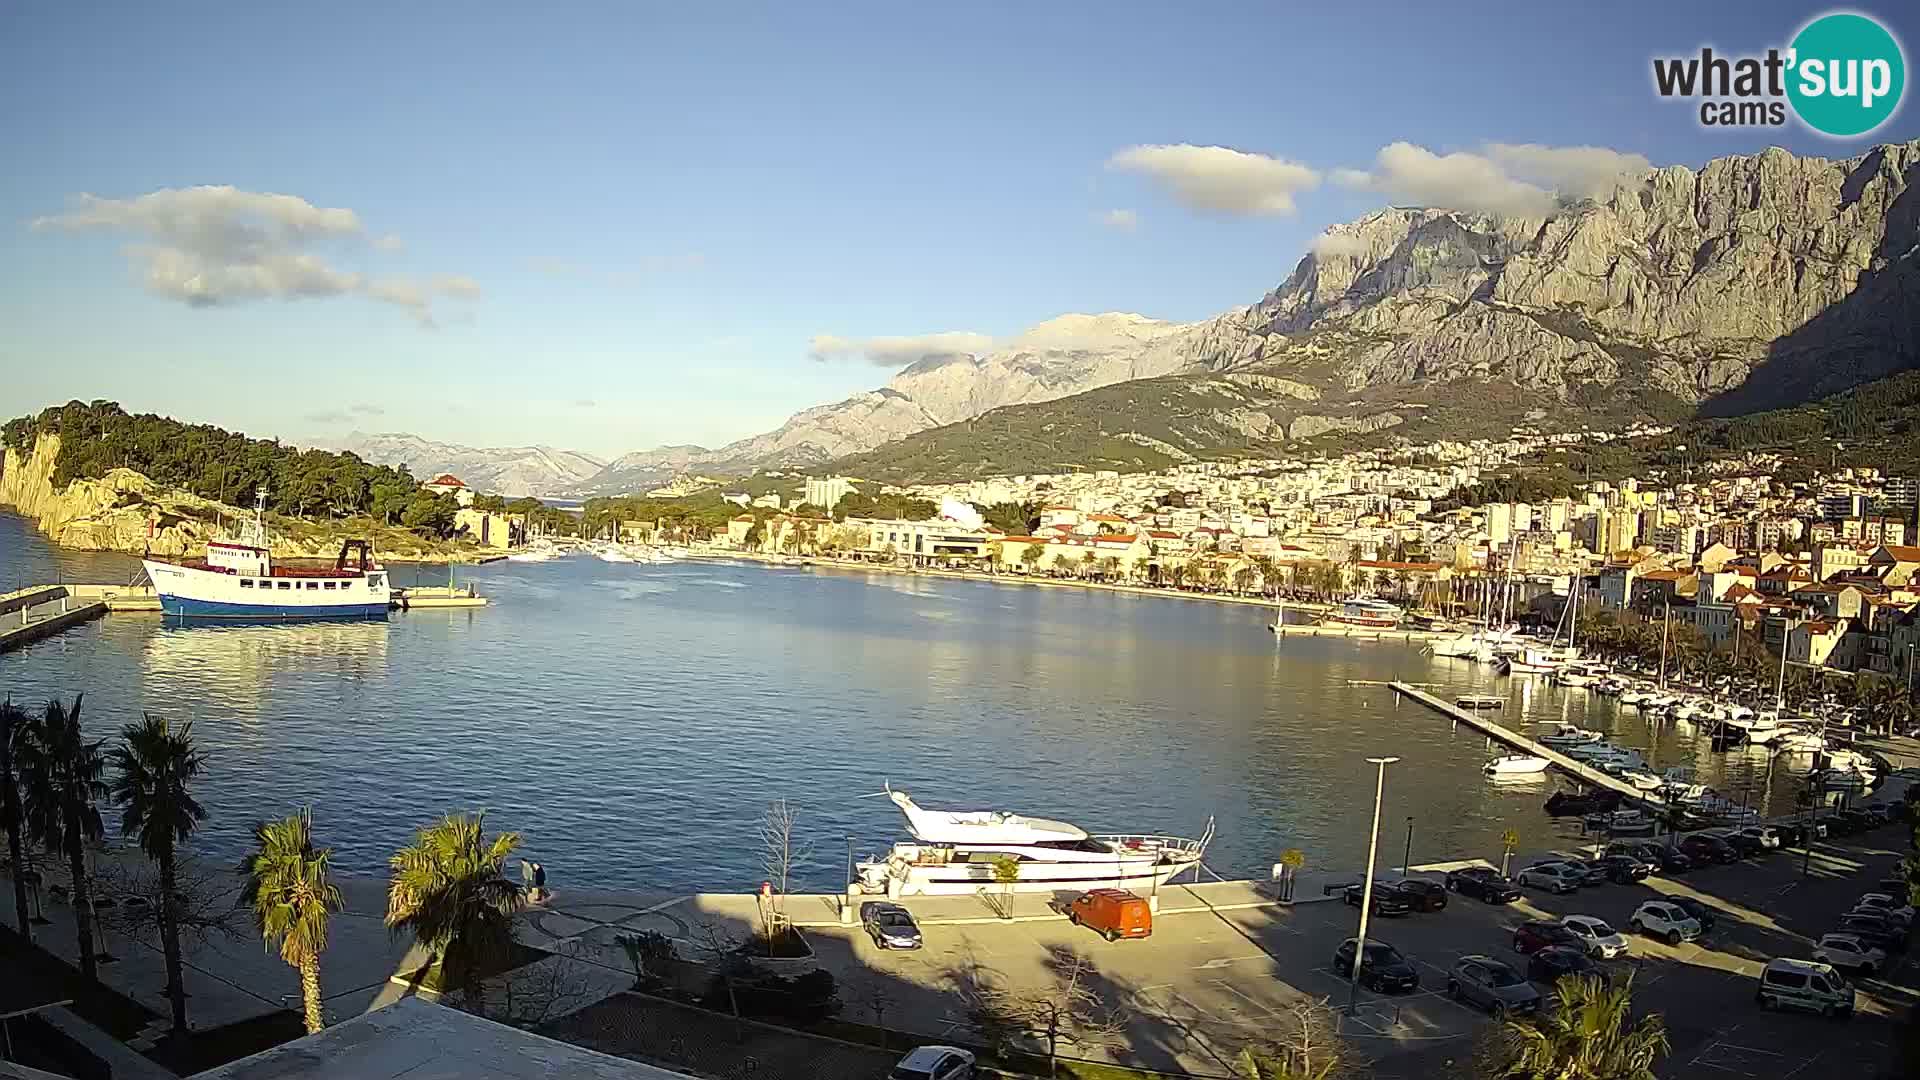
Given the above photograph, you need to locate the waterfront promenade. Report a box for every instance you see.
[8,783,1912,1078]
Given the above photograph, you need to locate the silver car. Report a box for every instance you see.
[1448,954,1542,1017]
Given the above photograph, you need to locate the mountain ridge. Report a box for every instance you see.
[324,431,608,497]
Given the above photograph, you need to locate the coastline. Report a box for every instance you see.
[706,548,1339,615]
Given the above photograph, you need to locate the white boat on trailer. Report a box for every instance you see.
[855,787,1213,898]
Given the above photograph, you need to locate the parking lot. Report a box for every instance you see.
[805,818,1917,1078]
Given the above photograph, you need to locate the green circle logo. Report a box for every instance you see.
[1788,12,1906,137]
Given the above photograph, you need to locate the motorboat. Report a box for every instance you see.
[1554,669,1597,688]
[1431,633,1497,662]
[1498,647,1563,675]
[1772,731,1827,755]
[1538,723,1603,748]
[1585,809,1657,836]
[1720,712,1785,746]
[854,787,1213,897]
[1618,688,1653,706]
[1325,598,1404,628]
[593,545,636,563]
[1617,769,1667,792]
[1484,754,1551,776]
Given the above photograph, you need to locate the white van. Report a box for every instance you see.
[1755,958,1854,1017]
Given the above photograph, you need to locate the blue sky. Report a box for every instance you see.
[3,1,1916,458]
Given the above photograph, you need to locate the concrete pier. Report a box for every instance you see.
[391,585,489,609]
[1389,680,1648,799]
[0,591,109,653]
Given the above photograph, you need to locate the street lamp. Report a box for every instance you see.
[1402,817,1414,874]
[1347,756,1400,1015]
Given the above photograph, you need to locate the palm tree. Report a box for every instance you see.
[17,695,108,981]
[239,810,345,1034]
[1497,972,1668,1079]
[0,699,32,938]
[385,813,525,1012]
[109,714,207,1034]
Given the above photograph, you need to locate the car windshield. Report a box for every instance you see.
[878,913,914,927]
[1485,965,1524,987]
[1363,944,1400,963]
[1586,921,1615,936]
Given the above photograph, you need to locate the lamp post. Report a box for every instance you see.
[1906,642,1915,696]
[1347,756,1400,1015]
[1402,817,1414,875]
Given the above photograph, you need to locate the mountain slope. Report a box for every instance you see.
[834,139,1920,483]
[329,431,607,497]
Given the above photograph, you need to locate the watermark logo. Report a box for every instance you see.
[1652,11,1905,137]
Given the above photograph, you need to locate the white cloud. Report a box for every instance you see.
[1484,143,1652,200]
[1099,208,1139,231]
[1106,144,1319,216]
[32,185,476,326]
[1334,142,1653,217]
[808,331,993,368]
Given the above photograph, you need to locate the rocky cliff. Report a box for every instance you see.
[1,433,473,560]
[830,139,1920,481]
[327,431,606,497]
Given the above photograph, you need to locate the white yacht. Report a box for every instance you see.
[854,788,1213,898]
[1483,754,1551,776]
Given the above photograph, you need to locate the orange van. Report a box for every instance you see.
[1066,888,1152,941]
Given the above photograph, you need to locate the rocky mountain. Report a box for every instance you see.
[577,312,1262,493]
[833,139,1920,482]
[328,432,607,497]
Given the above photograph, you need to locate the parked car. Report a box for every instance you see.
[1755,958,1855,1018]
[1525,945,1606,986]
[890,1046,976,1080]
[1667,895,1719,934]
[1679,833,1740,864]
[1628,900,1703,945]
[1595,854,1652,884]
[1566,859,1611,886]
[1851,893,1915,928]
[1515,862,1583,895]
[1772,822,1805,847]
[1066,888,1153,941]
[1822,813,1859,837]
[1447,955,1542,1017]
[1343,882,1413,917]
[1445,866,1521,904]
[1833,912,1908,954]
[860,902,924,950]
[1558,915,1631,959]
[1389,878,1449,912]
[1332,938,1421,994]
[1609,840,1692,874]
[1813,933,1886,975]
[1706,828,1764,857]
[1734,825,1783,850]
[1836,809,1878,833]
[1513,919,1584,955]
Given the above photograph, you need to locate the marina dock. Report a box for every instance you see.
[1388,680,1648,800]
[1272,623,1448,641]
[0,585,109,654]
[391,585,489,609]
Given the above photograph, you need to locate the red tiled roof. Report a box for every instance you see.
[429,474,466,487]
[1146,530,1181,539]
[1880,544,1920,562]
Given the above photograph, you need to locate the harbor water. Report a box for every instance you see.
[0,510,1811,892]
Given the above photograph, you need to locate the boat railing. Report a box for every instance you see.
[1096,816,1215,859]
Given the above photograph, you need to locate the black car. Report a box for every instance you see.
[1526,945,1608,986]
[1390,878,1449,912]
[1836,809,1878,833]
[1678,834,1739,864]
[1772,822,1805,848]
[1609,841,1692,874]
[1567,859,1611,886]
[1835,912,1908,953]
[1445,867,1521,904]
[1595,854,1651,884]
[1667,895,1719,934]
[1513,919,1585,955]
[1714,829,1765,857]
[1333,938,1421,993]
[1820,813,1858,837]
[1343,882,1413,916]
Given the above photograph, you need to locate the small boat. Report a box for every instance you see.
[1772,732,1827,755]
[1455,695,1505,710]
[1484,754,1551,776]
[1324,598,1404,628]
[1538,723,1603,748]
[1584,809,1657,835]
[1431,633,1497,662]
[1618,689,1652,706]
[1618,769,1666,792]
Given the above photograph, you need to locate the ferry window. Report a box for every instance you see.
[306,582,319,590]
[323,581,336,590]
[277,581,292,590]
[239,579,254,588]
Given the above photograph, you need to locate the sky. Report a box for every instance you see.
[3,2,1917,459]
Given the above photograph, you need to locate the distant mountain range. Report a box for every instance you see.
[325,432,607,497]
[353,138,1920,493]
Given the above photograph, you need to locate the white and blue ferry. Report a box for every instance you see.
[141,492,390,620]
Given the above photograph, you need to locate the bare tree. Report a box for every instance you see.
[757,799,813,942]
[848,971,897,1051]
[98,856,245,951]
[614,929,676,991]
[486,939,603,1028]
[1236,997,1368,1080]
[961,945,1129,1076]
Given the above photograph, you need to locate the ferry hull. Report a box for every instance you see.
[158,596,388,620]
[861,858,1197,897]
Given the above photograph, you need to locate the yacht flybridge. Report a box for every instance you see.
[854,787,1214,898]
